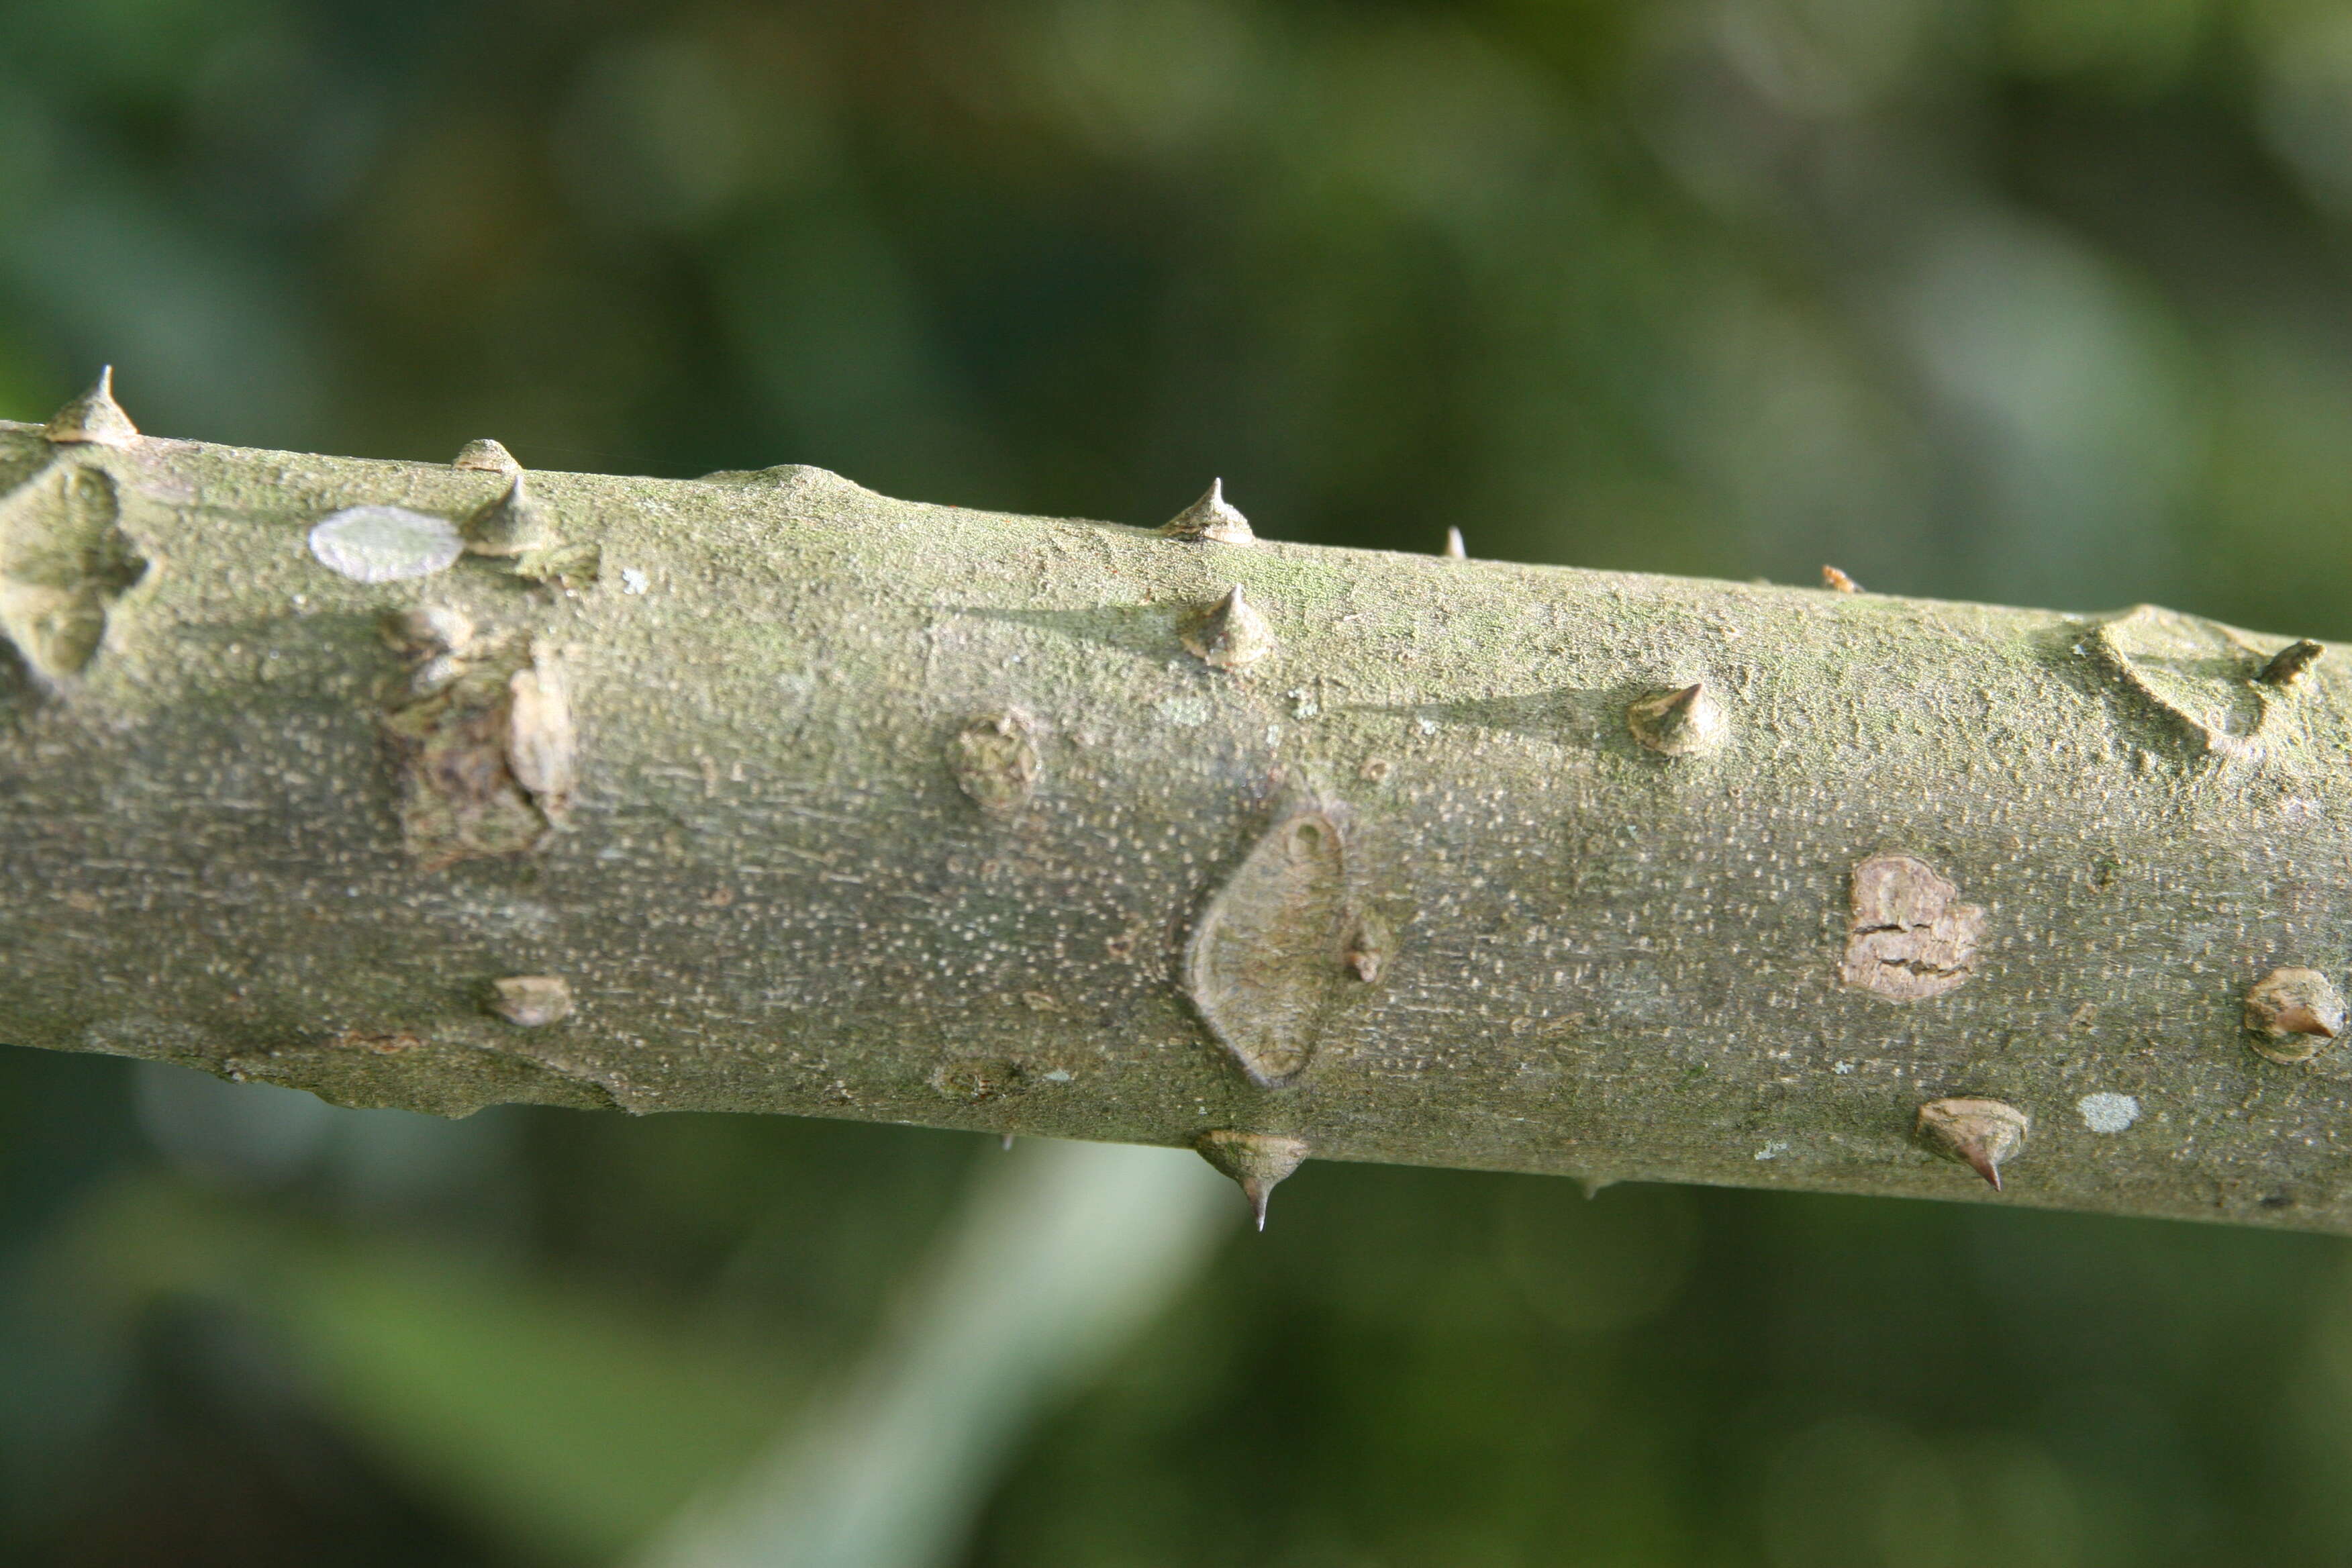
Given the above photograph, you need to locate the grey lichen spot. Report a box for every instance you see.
[1840,854,1983,1001]
[1183,805,1351,1087]
[2077,1091,2139,1134]
[1160,478,1254,544]
[452,438,522,473]
[0,462,148,681]
[1182,585,1275,671]
[42,366,139,448]
[2259,639,2325,688]
[381,636,575,869]
[1626,682,1725,757]
[310,505,464,583]
[929,1057,1024,1104]
[1193,1130,1310,1230]
[948,709,1041,816]
[1915,1097,2028,1191]
[489,975,573,1027]
[464,473,559,558]
[2089,604,2269,756]
[2244,966,2344,1064]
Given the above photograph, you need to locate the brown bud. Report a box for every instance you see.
[1345,911,1393,982]
[2259,640,2324,688]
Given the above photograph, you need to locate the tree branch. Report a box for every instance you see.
[4,377,2347,1232]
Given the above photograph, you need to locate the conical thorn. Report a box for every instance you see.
[1195,1130,1309,1231]
[1914,1097,2028,1191]
[1626,681,1726,757]
[1160,479,1254,545]
[1182,584,1276,671]
[44,366,140,448]
[2246,967,2348,1063]
[2279,1005,2336,1040]
[1443,526,1467,559]
[453,437,522,473]
[464,473,559,557]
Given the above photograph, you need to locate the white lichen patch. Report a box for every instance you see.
[308,506,463,582]
[2077,1092,2139,1134]
[1754,1140,1792,1161]
[620,567,650,594]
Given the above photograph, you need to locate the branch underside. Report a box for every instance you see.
[3,404,2349,1234]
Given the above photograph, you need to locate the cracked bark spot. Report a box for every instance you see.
[930,1057,1025,1102]
[0,461,148,683]
[382,638,575,870]
[948,709,1040,816]
[1183,805,1351,1086]
[1840,854,1983,1001]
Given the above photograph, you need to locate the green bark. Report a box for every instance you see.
[4,399,2349,1233]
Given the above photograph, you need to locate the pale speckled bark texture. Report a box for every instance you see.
[3,411,2349,1233]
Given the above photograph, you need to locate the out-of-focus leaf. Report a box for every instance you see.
[269,1241,805,1563]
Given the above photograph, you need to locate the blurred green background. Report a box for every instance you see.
[8,0,2352,1563]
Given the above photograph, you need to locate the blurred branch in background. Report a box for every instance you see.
[640,1140,1230,1568]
